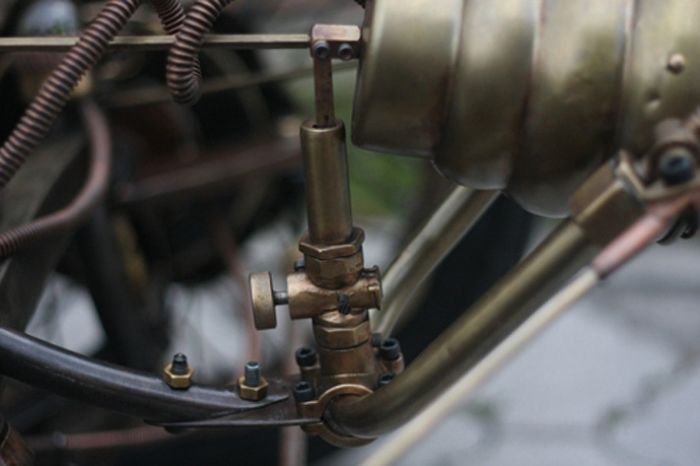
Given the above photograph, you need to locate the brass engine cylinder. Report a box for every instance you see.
[353,0,700,216]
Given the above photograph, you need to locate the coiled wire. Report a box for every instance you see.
[166,0,234,106]
[0,102,111,261]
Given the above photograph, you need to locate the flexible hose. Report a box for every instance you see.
[0,0,141,190]
[0,102,111,261]
[166,0,234,106]
[0,0,189,191]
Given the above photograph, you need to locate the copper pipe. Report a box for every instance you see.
[0,101,111,260]
[373,187,500,336]
[329,220,598,438]
[0,0,141,190]
[166,0,236,106]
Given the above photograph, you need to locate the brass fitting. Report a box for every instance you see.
[238,375,269,402]
[163,363,194,390]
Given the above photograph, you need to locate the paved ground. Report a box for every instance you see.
[330,229,700,466]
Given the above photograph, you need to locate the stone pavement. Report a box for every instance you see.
[330,234,700,466]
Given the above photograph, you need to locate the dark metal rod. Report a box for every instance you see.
[0,34,311,53]
[329,220,598,438]
[0,327,285,423]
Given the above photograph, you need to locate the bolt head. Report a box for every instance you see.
[293,380,315,402]
[380,338,401,361]
[659,150,696,186]
[295,347,318,367]
[338,43,355,61]
[312,41,331,60]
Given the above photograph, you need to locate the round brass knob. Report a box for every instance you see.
[249,272,282,330]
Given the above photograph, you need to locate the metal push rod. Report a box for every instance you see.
[0,34,311,53]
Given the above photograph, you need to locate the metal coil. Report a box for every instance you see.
[0,102,111,261]
[166,0,233,106]
[0,0,141,190]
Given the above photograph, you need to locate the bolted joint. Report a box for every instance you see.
[163,353,194,390]
[238,362,268,401]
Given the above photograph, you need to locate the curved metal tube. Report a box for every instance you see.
[330,220,597,438]
[373,187,499,336]
[0,327,286,423]
[0,102,110,260]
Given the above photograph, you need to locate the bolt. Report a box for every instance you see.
[295,347,318,367]
[170,353,189,375]
[338,43,355,61]
[312,40,331,60]
[293,259,305,272]
[378,372,395,387]
[293,380,315,402]
[667,53,686,74]
[337,293,351,315]
[659,149,696,186]
[244,361,262,387]
[380,338,401,361]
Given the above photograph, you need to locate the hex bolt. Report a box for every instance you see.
[293,380,315,402]
[170,353,189,375]
[378,372,395,387]
[660,149,696,186]
[312,40,331,60]
[295,347,318,368]
[338,43,355,61]
[244,361,262,387]
[337,293,351,315]
[380,338,401,361]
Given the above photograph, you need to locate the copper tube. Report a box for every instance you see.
[0,101,111,260]
[300,120,353,245]
[166,0,235,106]
[0,0,142,190]
[329,220,598,438]
[373,187,500,336]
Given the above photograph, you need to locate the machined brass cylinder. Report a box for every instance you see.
[300,120,353,245]
[353,0,700,216]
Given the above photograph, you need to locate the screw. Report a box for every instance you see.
[295,347,318,367]
[337,294,351,315]
[667,53,686,74]
[659,149,696,186]
[170,353,189,375]
[244,361,262,387]
[293,380,315,402]
[338,43,355,61]
[293,259,305,272]
[312,40,331,60]
[378,372,395,387]
[380,338,401,361]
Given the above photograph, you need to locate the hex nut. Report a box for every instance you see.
[313,320,371,349]
[238,375,269,401]
[163,363,194,390]
[304,252,364,289]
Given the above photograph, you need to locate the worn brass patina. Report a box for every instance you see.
[354,0,700,216]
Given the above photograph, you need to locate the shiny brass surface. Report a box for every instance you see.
[287,270,381,320]
[238,375,269,402]
[300,120,353,246]
[162,363,194,390]
[354,0,700,216]
[329,221,598,438]
[249,272,278,330]
[373,187,499,336]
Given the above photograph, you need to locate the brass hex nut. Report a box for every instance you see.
[304,252,364,289]
[314,320,371,349]
[299,227,365,260]
[163,363,194,390]
[238,375,269,401]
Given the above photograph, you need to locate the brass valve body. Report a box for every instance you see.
[353,0,700,216]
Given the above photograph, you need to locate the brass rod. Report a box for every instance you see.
[313,57,335,127]
[364,268,600,466]
[0,34,311,53]
[328,220,598,438]
[373,188,500,336]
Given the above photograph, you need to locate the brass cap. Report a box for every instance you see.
[249,272,277,330]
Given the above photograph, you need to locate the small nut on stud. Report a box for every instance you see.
[238,361,269,401]
[163,353,194,390]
